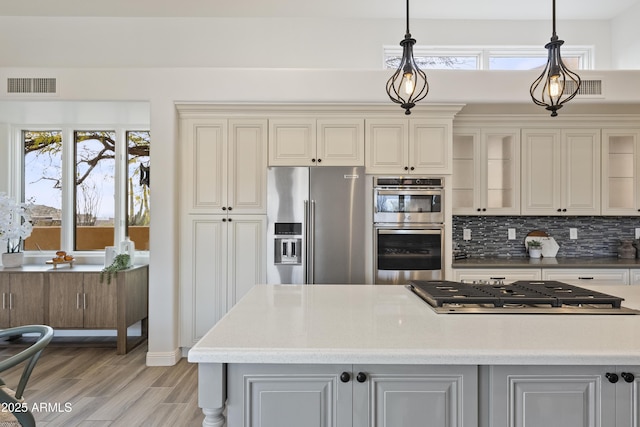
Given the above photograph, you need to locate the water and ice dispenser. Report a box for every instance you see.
[273,222,302,265]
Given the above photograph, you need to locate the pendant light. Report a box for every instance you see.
[386,0,429,115]
[530,0,581,117]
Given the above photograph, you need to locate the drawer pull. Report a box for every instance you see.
[578,277,594,280]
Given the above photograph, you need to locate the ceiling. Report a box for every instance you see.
[2,0,638,20]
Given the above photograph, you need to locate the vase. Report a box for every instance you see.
[528,248,542,259]
[2,252,24,268]
[618,240,636,259]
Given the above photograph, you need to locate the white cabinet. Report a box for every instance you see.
[488,365,617,427]
[180,215,266,347]
[541,268,630,285]
[521,128,601,215]
[602,129,640,215]
[228,363,478,427]
[631,269,640,286]
[268,118,365,166]
[452,128,520,215]
[453,268,541,283]
[365,118,452,174]
[181,118,267,214]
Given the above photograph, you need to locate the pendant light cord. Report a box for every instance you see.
[405,0,410,36]
[552,0,557,39]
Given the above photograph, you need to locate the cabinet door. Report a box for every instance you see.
[9,273,45,327]
[562,129,601,215]
[410,119,452,174]
[452,129,481,214]
[227,215,266,308]
[317,119,365,166]
[365,119,409,174]
[541,268,629,285]
[227,363,352,427]
[48,272,84,328]
[482,129,520,215]
[180,215,228,347]
[0,275,10,328]
[268,119,316,166]
[181,118,228,213]
[614,365,640,427]
[83,273,117,328]
[489,365,616,427]
[521,129,561,215]
[453,268,541,283]
[601,130,640,216]
[353,364,478,427]
[228,119,267,214]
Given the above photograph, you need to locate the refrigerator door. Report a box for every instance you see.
[266,167,309,284]
[309,167,366,284]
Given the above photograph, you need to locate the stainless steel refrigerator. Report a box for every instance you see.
[267,166,366,284]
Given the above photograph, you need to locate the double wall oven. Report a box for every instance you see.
[374,176,444,284]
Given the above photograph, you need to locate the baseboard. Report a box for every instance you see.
[146,347,182,366]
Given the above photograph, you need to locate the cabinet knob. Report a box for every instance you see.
[228,207,232,211]
[557,208,561,212]
[622,372,635,383]
[562,208,567,212]
[404,166,409,171]
[228,218,233,222]
[476,208,481,212]
[606,373,619,383]
[222,206,227,211]
[482,208,487,211]
[317,159,322,163]
[311,158,316,163]
[222,218,227,222]
[410,166,415,171]
[356,372,367,383]
[340,372,351,383]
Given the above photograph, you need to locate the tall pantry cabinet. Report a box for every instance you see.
[179,112,267,347]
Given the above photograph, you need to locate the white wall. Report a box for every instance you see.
[611,2,640,68]
[0,16,613,69]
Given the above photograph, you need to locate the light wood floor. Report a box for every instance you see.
[0,338,204,426]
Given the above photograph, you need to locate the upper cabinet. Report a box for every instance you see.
[521,128,601,216]
[268,118,365,166]
[602,129,640,216]
[181,118,268,215]
[452,128,520,215]
[365,119,452,174]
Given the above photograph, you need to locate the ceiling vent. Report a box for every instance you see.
[564,79,602,97]
[7,77,57,95]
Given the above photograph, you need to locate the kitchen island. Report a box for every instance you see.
[188,284,640,427]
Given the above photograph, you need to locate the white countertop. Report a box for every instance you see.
[188,284,640,366]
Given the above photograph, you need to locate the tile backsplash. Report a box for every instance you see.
[453,216,640,258]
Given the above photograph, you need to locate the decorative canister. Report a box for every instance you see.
[618,240,636,259]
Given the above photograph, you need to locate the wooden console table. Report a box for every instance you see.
[0,264,148,354]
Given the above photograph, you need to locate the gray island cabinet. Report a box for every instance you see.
[188,284,640,427]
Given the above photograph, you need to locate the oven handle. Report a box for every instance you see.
[377,229,442,235]
[375,189,442,196]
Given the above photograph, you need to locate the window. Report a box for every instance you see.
[22,129,150,253]
[383,46,593,70]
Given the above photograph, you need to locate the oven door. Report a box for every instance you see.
[374,189,443,223]
[374,226,443,285]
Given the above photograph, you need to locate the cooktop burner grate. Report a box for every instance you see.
[409,280,625,309]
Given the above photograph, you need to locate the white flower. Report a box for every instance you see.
[0,193,33,253]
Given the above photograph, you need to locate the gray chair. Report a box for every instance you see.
[0,325,54,427]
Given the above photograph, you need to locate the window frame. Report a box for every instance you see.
[11,124,149,260]
[383,45,594,70]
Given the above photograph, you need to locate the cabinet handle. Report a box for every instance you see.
[356,372,367,383]
[340,372,351,383]
[9,293,13,310]
[622,372,635,383]
[2,293,4,310]
[490,277,506,280]
[606,373,619,383]
[77,293,81,310]
[578,277,594,280]
[84,293,87,309]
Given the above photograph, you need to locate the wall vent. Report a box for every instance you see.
[564,79,602,96]
[7,77,57,94]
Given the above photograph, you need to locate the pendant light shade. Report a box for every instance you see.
[386,0,429,115]
[530,0,581,117]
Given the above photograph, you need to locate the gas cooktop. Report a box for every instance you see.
[408,280,640,315]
